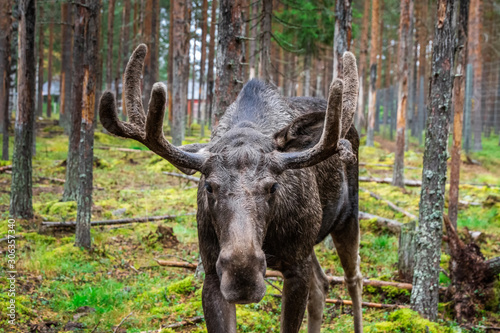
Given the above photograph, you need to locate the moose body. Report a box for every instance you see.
[100,45,363,333]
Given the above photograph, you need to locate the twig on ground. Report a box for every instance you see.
[265,279,283,293]
[96,146,154,153]
[359,163,418,170]
[113,312,133,333]
[270,294,408,309]
[42,213,196,227]
[359,211,403,233]
[359,176,422,187]
[90,320,101,333]
[361,188,417,220]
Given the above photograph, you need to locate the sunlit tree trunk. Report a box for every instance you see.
[212,0,245,127]
[10,0,35,219]
[75,0,100,250]
[468,0,482,151]
[449,0,470,228]
[206,0,217,128]
[189,16,197,135]
[46,22,54,118]
[120,0,131,117]
[366,0,380,146]
[410,0,455,320]
[0,0,12,161]
[393,0,413,188]
[355,0,370,131]
[63,1,86,202]
[416,0,428,145]
[143,0,160,110]
[197,0,208,137]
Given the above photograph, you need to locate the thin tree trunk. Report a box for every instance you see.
[143,0,159,110]
[60,2,73,134]
[212,0,245,127]
[46,22,54,118]
[115,1,123,118]
[189,16,197,135]
[468,0,482,151]
[63,1,86,202]
[105,0,115,90]
[249,0,259,80]
[259,0,272,82]
[366,0,380,147]
[76,0,100,250]
[416,0,429,145]
[197,0,208,137]
[0,0,12,161]
[36,5,43,118]
[449,0,470,228]
[10,0,35,219]
[167,0,174,124]
[121,0,131,117]
[410,0,455,320]
[206,0,217,129]
[355,0,370,131]
[303,54,311,97]
[392,0,412,188]
[171,0,189,145]
[333,0,352,79]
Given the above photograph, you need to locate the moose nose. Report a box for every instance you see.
[216,248,267,304]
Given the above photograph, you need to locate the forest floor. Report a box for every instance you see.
[0,122,499,332]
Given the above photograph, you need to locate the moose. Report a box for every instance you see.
[99,44,362,333]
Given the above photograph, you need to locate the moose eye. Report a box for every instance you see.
[269,183,279,194]
[205,183,213,194]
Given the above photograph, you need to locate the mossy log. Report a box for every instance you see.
[361,188,417,220]
[0,165,12,173]
[359,211,403,233]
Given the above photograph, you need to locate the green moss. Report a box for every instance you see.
[167,276,197,296]
[366,309,453,332]
[24,232,57,245]
[37,200,77,220]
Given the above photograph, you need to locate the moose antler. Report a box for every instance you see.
[99,44,207,172]
[277,52,359,169]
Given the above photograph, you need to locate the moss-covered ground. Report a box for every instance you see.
[0,124,499,332]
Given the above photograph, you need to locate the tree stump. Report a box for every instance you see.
[398,220,416,283]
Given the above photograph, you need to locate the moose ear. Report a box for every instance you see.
[273,112,326,152]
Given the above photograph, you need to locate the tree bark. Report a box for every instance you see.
[392,0,412,188]
[0,0,12,161]
[410,0,455,320]
[366,0,380,147]
[120,0,131,117]
[248,0,259,80]
[167,0,174,123]
[75,0,100,250]
[36,5,43,118]
[355,0,370,131]
[449,0,470,228]
[63,0,87,202]
[398,220,417,283]
[60,2,73,134]
[197,0,208,137]
[171,0,189,145]
[188,15,197,136]
[46,22,54,118]
[212,0,245,127]
[416,0,429,145]
[259,0,272,82]
[142,0,160,110]
[205,0,217,129]
[468,0,482,151]
[106,0,115,90]
[332,0,352,80]
[10,0,35,219]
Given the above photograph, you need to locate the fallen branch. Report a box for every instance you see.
[42,213,195,227]
[96,146,153,154]
[359,176,422,187]
[155,260,198,270]
[486,256,500,278]
[163,172,200,183]
[37,176,66,183]
[0,165,12,173]
[0,235,23,244]
[113,312,133,333]
[360,163,418,170]
[458,200,481,207]
[359,211,403,233]
[361,188,417,220]
[270,294,408,309]
[139,316,204,333]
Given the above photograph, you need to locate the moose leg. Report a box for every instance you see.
[331,216,363,333]
[202,273,237,333]
[280,260,312,333]
[307,252,329,333]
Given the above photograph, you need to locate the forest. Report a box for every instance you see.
[1,0,500,332]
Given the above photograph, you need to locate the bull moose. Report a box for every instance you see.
[99,44,362,333]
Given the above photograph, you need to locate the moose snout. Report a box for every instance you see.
[216,247,267,304]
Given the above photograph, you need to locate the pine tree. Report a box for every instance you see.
[366,0,380,147]
[0,0,12,161]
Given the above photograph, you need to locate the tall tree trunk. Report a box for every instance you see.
[189,16,198,135]
[374,8,383,133]
[10,0,35,219]
[46,22,54,118]
[206,0,217,129]
[106,0,115,90]
[198,0,208,137]
[259,0,272,82]
[366,0,380,147]
[75,0,100,249]
[167,0,174,123]
[468,0,482,151]
[333,0,352,79]
[171,0,189,145]
[249,0,259,80]
[416,1,429,145]
[60,2,73,134]
[449,0,470,228]
[143,0,160,110]
[121,0,131,117]
[115,1,123,117]
[410,0,455,320]
[0,0,12,161]
[212,0,245,127]
[63,1,87,202]
[392,0,412,188]
[303,54,311,97]
[355,0,370,131]
[36,5,43,118]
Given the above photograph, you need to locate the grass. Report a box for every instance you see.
[0,123,499,332]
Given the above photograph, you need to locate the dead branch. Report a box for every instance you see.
[163,172,201,183]
[155,260,198,270]
[113,312,133,333]
[359,211,403,233]
[0,235,23,243]
[359,176,422,187]
[139,316,204,332]
[360,163,418,170]
[270,294,408,309]
[95,146,154,153]
[0,165,12,173]
[41,213,195,227]
[485,256,500,278]
[361,188,417,220]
